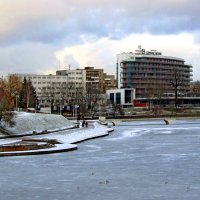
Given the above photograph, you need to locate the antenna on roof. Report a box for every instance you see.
[58,57,61,69]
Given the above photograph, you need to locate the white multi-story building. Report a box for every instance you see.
[116,46,192,98]
[13,73,69,107]
[56,69,86,95]
[13,69,87,108]
[116,52,136,89]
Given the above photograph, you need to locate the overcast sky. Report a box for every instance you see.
[0,0,200,80]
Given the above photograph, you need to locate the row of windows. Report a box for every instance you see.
[36,83,83,90]
[34,82,67,84]
[28,76,67,80]
[68,77,83,80]
[37,87,65,90]
[68,72,82,75]
[135,58,184,64]
[33,82,82,85]
[122,73,190,78]
[123,65,188,71]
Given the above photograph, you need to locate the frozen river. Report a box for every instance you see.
[1,119,200,200]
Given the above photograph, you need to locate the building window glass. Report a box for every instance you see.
[110,93,114,104]
[125,90,131,103]
[116,93,121,104]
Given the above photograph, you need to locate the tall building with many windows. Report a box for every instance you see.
[84,67,116,93]
[57,67,116,93]
[56,69,86,95]
[103,74,116,92]
[116,46,193,98]
[84,67,104,93]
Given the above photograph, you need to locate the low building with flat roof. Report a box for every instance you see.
[106,88,135,108]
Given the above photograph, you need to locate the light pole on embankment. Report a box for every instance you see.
[15,95,19,111]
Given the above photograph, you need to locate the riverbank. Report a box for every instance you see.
[0,122,114,156]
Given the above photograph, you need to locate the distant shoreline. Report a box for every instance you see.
[81,113,200,121]
[108,115,200,121]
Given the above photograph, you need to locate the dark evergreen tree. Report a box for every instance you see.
[19,77,27,108]
[19,77,37,110]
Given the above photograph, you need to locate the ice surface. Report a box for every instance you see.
[1,119,200,200]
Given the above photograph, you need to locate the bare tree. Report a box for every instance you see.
[40,81,78,114]
[170,69,184,110]
[41,82,61,112]
[75,86,105,118]
[144,85,155,110]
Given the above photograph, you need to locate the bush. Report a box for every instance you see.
[0,112,16,128]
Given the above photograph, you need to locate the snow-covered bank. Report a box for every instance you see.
[2,112,74,135]
[0,122,114,156]
[30,122,112,144]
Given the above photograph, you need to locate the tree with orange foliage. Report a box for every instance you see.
[0,75,22,109]
[0,75,22,127]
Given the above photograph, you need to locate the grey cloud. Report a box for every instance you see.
[0,43,58,75]
[1,0,200,47]
[0,0,200,79]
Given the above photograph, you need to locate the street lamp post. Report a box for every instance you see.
[48,95,52,114]
[35,98,38,113]
[16,95,19,112]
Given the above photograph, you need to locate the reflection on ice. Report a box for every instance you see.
[161,153,200,161]
[107,129,150,141]
[85,145,102,153]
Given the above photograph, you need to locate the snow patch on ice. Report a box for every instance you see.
[107,124,200,142]
[111,151,123,154]
[107,129,150,141]
[156,130,173,134]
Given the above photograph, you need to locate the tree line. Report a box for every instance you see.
[0,75,110,127]
[0,75,37,127]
